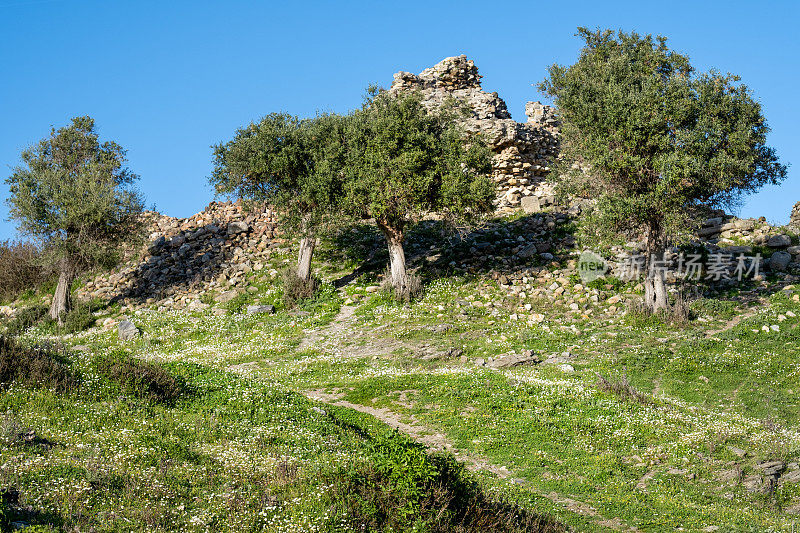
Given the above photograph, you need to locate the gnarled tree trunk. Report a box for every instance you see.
[50,260,74,323]
[296,236,317,282]
[643,225,669,312]
[378,220,407,294]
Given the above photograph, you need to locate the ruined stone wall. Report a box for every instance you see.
[388,55,560,213]
[76,201,286,311]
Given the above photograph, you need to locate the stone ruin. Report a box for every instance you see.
[52,58,800,312]
[791,201,800,230]
[388,55,560,213]
[75,201,286,312]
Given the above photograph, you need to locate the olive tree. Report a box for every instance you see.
[211,113,346,283]
[342,90,494,296]
[540,28,787,311]
[5,116,144,321]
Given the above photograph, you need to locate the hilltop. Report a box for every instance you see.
[1,56,799,532]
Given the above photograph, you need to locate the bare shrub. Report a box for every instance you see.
[0,336,76,393]
[380,267,424,302]
[627,291,690,326]
[595,371,652,405]
[0,240,52,302]
[280,267,320,308]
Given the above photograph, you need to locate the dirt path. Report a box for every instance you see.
[297,305,357,351]
[304,388,634,531]
[294,301,637,530]
[705,298,764,338]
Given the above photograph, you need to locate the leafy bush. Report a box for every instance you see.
[95,353,188,405]
[690,298,739,320]
[3,301,100,336]
[281,267,320,307]
[2,305,49,336]
[586,275,625,292]
[0,336,76,393]
[61,304,97,333]
[327,430,564,532]
[0,240,52,303]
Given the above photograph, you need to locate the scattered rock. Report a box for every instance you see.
[742,474,763,492]
[781,470,800,484]
[227,221,250,235]
[727,446,747,458]
[767,234,791,248]
[487,350,540,369]
[215,290,239,304]
[756,460,786,477]
[117,320,140,341]
[246,304,275,315]
[769,251,792,271]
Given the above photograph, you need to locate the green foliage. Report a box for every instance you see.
[5,116,145,273]
[341,90,495,234]
[540,28,787,250]
[60,302,97,333]
[690,298,740,320]
[0,336,76,393]
[95,352,188,405]
[328,430,562,532]
[2,301,98,336]
[2,305,49,336]
[211,112,347,233]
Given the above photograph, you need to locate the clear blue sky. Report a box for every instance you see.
[1,0,797,240]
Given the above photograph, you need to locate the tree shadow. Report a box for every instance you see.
[323,210,579,288]
[111,218,273,305]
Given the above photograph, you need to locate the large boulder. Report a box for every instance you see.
[767,234,791,248]
[246,304,275,315]
[117,320,140,341]
[769,251,792,271]
[487,351,541,369]
[521,196,542,214]
[215,290,239,304]
[227,221,249,236]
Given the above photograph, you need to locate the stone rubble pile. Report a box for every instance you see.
[389,55,560,212]
[790,201,800,229]
[694,214,800,273]
[76,201,286,311]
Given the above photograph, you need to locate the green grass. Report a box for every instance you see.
[0,339,564,532]
[4,224,800,531]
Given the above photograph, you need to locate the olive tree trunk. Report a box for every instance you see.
[296,237,317,282]
[643,226,669,312]
[378,221,407,293]
[50,260,74,323]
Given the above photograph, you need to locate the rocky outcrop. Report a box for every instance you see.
[790,202,800,229]
[389,55,560,212]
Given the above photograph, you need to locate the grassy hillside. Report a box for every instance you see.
[0,335,563,532]
[3,219,800,532]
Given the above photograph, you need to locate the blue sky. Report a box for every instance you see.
[1,0,797,240]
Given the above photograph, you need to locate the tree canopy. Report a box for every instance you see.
[540,28,787,310]
[211,112,348,283]
[341,90,494,294]
[5,116,144,318]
